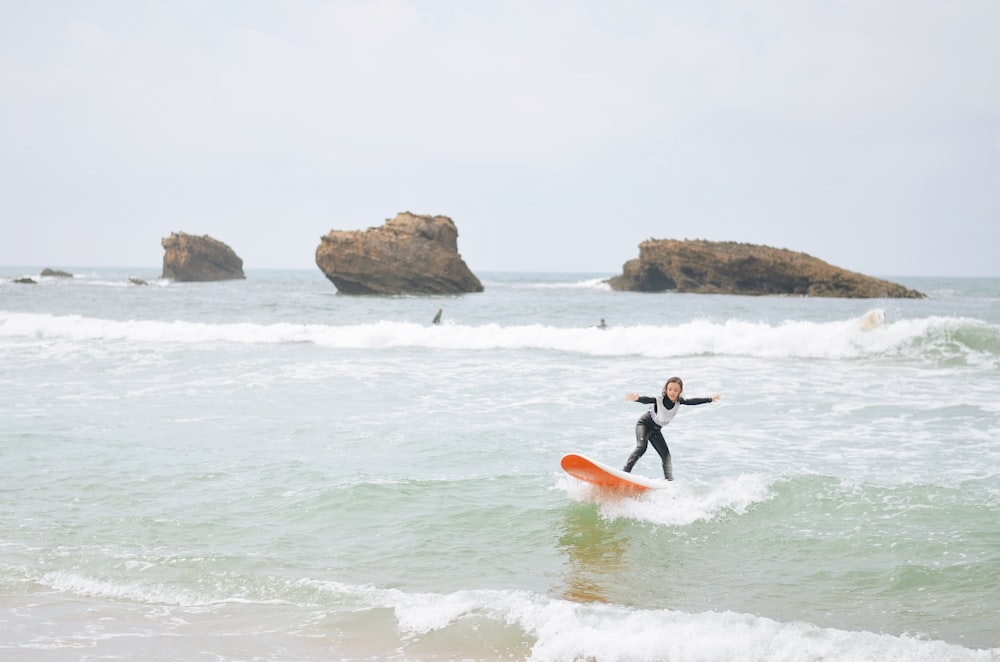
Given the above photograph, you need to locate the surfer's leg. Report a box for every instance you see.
[649,433,674,480]
[623,422,650,472]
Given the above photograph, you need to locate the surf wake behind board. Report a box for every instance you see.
[560,453,669,492]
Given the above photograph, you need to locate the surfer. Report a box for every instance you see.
[623,377,720,480]
[432,308,442,325]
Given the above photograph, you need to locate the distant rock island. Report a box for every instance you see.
[315,212,483,295]
[13,268,72,284]
[161,232,245,282]
[608,239,925,298]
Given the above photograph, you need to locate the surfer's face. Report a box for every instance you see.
[665,382,682,402]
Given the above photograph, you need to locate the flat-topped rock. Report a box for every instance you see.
[161,232,245,282]
[608,239,925,298]
[315,212,483,295]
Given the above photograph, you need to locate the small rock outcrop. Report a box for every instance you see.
[41,268,73,278]
[315,212,483,294]
[161,232,245,282]
[608,239,924,299]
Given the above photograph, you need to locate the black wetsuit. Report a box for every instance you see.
[623,395,713,480]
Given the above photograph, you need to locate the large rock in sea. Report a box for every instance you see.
[161,232,245,282]
[608,239,925,298]
[315,212,483,294]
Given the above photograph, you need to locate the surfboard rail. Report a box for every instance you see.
[560,453,669,492]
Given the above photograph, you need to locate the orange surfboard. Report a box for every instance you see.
[560,453,669,492]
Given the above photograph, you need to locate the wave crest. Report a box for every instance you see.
[1,311,996,364]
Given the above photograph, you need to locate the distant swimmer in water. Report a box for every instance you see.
[597,318,607,329]
[432,308,442,325]
[623,377,720,480]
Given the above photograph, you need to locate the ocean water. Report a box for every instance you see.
[1,267,998,662]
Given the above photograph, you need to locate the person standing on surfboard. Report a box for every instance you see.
[623,377,720,480]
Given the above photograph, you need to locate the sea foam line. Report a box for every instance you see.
[301,580,999,662]
[1,311,995,361]
[19,567,999,660]
[557,472,778,526]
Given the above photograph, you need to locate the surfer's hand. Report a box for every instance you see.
[711,394,721,402]
[626,393,639,401]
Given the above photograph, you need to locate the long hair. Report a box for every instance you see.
[662,376,684,397]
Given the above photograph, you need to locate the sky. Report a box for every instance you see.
[2,1,998,277]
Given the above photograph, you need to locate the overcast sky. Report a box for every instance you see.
[2,1,998,277]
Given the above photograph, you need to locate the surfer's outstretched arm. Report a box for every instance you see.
[680,394,721,405]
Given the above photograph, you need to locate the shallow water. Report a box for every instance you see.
[1,268,998,660]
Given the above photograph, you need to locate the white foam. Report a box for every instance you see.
[38,570,206,607]
[22,563,1000,660]
[558,472,778,526]
[0,311,994,363]
[303,580,998,662]
[528,277,612,290]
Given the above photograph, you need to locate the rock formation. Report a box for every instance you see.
[608,239,925,298]
[161,232,245,282]
[41,268,73,278]
[315,212,483,295]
